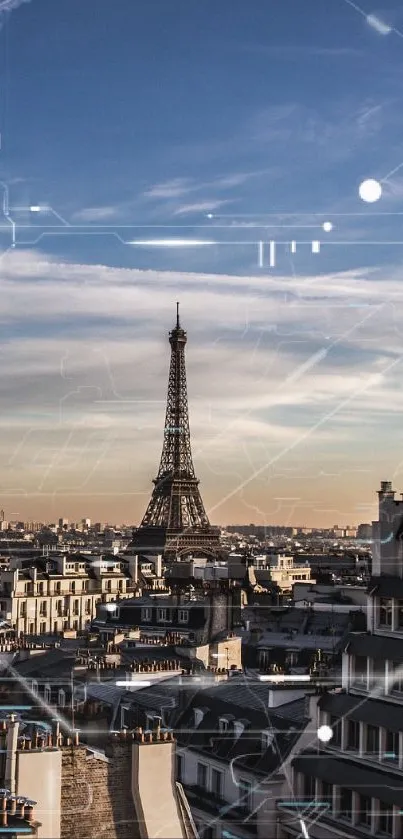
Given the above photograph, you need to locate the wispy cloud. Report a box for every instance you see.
[0,0,32,26]
[143,169,275,202]
[173,200,232,216]
[238,44,364,59]
[0,249,401,523]
[72,206,120,222]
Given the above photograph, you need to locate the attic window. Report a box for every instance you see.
[234,720,245,739]
[194,708,204,727]
[219,718,229,733]
[261,730,275,750]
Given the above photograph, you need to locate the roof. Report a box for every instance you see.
[319,691,403,732]
[344,632,403,663]
[198,678,309,718]
[293,750,403,807]
[175,683,308,777]
[11,649,77,678]
[367,575,403,598]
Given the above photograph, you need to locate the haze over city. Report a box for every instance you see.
[0,0,402,526]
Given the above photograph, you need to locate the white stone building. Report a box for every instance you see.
[0,553,133,635]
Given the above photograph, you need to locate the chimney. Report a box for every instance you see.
[0,795,7,827]
[5,715,19,795]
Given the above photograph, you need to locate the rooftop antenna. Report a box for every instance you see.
[176,301,180,328]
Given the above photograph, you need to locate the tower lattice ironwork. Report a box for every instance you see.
[131,304,220,559]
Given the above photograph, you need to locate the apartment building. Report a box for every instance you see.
[0,553,133,635]
[277,481,403,839]
[173,679,310,839]
[268,555,312,593]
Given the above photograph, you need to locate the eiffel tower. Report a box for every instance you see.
[130,304,221,560]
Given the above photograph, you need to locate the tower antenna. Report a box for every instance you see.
[176,301,180,328]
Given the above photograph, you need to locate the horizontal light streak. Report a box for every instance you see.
[258,675,311,682]
[128,239,216,247]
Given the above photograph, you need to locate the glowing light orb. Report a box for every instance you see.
[359,179,382,203]
[317,724,333,743]
[322,222,333,232]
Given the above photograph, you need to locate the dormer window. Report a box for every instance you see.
[157,608,170,623]
[379,598,392,628]
[234,720,246,739]
[261,730,274,750]
[141,607,151,622]
[194,708,204,727]
[178,609,189,624]
[219,717,229,733]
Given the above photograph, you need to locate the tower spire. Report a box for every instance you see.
[129,311,220,560]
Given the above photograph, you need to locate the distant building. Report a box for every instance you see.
[0,554,135,635]
[357,522,372,540]
[267,555,311,593]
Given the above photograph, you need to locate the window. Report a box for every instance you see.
[366,725,379,758]
[353,655,367,687]
[38,583,44,595]
[238,779,252,813]
[40,602,47,617]
[178,609,189,624]
[44,685,51,704]
[70,582,76,594]
[370,659,385,690]
[391,662,403,693]
[339,788,353,821]
[31,680,38,694]
[321,782,332,812]
[219,718,229,733]
[120,706,129,729]
[211,769,223,799]
[329,715,342,747]
[55,582,61,594]
[384,730,399,763]
[58,689,65,708]
[141,608,151,622]
[357,795,372,828]
[379,598,392,627]
[347,719,360,751]
[20,603,26,617]
[86,599,91,615]
[157,608,170,622]
[73,599,79,616]
[40,622,46,634]
[197,763,207,788]
[397,600,403,629]
[378,802,393,836]
[176,754,183,781]
[303,775,316,799]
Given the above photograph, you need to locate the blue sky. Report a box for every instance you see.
[0,0,403,526]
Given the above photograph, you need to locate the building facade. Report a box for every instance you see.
[277,480,403,839]
[0,554,133,636]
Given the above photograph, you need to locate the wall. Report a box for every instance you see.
[132,740,183,839]
[61,741,139,839]
[16,749,62,839]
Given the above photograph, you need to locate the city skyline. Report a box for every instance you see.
[0,1,401,526]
